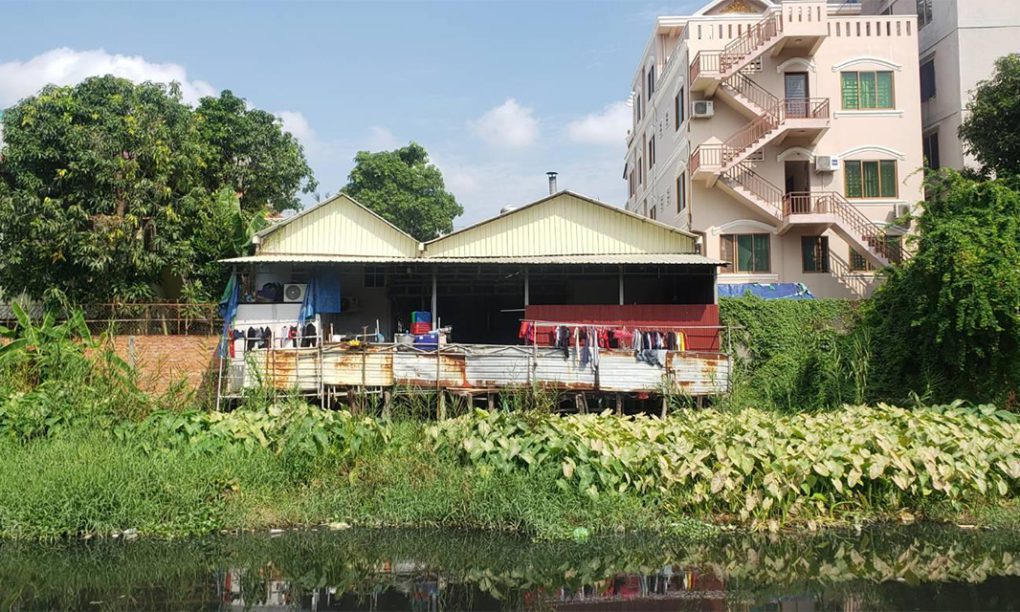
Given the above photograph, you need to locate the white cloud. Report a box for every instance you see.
[0,47,217,107]
[567,101,631,146]
[365,125,399,151]
[275,110,315,143]
[469,98,539,150]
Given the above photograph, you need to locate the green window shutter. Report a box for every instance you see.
[862,161,880,198]
[801,237,816,272]
[880,160,897,197]
[876,72,894,108]
[859,72,877,109]
[845,161,863,198]
[752,234,770,272]
[841,73,859,109]
[737,234,754,272]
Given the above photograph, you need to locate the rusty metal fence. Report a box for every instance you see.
[0,302,222,336]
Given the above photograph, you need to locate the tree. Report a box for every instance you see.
[0,75,310,303]
[195,91,316,212]
[866,171,1020,405]
[959,54,1020,178]
[342,142,462,241]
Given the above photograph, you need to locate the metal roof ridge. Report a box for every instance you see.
[423,190,697,251]
[253,193,418,243]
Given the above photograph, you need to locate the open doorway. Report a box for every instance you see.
[785,161,811,214]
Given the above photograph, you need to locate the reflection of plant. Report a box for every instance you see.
[2,527,1019,610]
[431,406,1020,524]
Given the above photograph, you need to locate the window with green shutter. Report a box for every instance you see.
[879,161,897,197]
[845,160,898,199]
[801,236,830,273]
[841,73,859,109]
[721,233,771,273]
[841,71,895,109]
[844,161,863,198]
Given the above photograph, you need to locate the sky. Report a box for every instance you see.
[0,0,707,227]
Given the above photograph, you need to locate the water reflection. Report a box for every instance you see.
[1,526,1019,610]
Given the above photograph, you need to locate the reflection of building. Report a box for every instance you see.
[625,0,924,298]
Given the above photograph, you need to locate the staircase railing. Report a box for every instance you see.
[720,163,785,218]
[720,72,779,113]
[721,11,784,73]
[720,97,829,165]
[783,191,908,263]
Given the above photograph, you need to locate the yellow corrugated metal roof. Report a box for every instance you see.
[255,194,419,258]
[221,253,724,265]
[424,191,696,258]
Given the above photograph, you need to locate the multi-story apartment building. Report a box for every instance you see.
[624,0,924,299]
[885,0,1020,171]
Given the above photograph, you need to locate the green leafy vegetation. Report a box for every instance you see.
[0,76,314,302]
[720,297,864,411]
[341,142,463,241]
[959,53,1020,178]
[431,407,1020,527]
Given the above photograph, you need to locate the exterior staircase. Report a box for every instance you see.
[690,97,830,178]
[710,165,906,269]
[691,1,830,92]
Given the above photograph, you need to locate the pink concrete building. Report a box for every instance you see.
[625,0,924,298]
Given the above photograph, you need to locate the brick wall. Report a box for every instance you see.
[110,335,220,395]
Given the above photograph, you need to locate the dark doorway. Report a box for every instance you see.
[785,161,811,214]
[784,72,809,118]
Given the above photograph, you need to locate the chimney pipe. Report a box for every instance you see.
[546,171,558,195]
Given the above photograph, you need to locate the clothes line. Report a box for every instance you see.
[523,319,727,330]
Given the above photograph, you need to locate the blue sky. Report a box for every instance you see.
[0,0,706,226]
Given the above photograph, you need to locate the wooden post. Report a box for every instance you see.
[615,393,623,416]
[661,395,668,419]
[487,392,495,411]
[437,390,447,420]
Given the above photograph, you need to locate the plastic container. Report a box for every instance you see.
[413,332,440,350]
[411,322,432,335]
[411,311,432,324]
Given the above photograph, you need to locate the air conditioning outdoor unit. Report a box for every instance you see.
[815,155,840,172]
[283,283,308,303]
[895,204,912,219]
[692,100,714,118]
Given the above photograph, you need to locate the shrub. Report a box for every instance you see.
[431,406,1020,527]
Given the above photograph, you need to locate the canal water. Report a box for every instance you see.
[1,526,1018,610]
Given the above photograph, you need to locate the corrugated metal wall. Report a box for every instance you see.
[259,195,419,257]
[238,344,730,396]
[425,193,695,258]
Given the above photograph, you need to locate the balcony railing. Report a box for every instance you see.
[722,163,784,218]
[690,51,721,82]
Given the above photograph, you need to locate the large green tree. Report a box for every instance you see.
[195,90,316,212]
[866,171,1020,404]
[342,142,462,241]
[959,54,1020,178]
[0,76,314,303]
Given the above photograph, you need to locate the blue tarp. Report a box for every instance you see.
[297,272,343,329]
[217,273,240,357]
[718,282,815,300]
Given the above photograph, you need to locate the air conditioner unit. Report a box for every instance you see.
[692,100,714,118]
[815,155,840,172]
[895,204,912,221]
[283,283,307,303]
